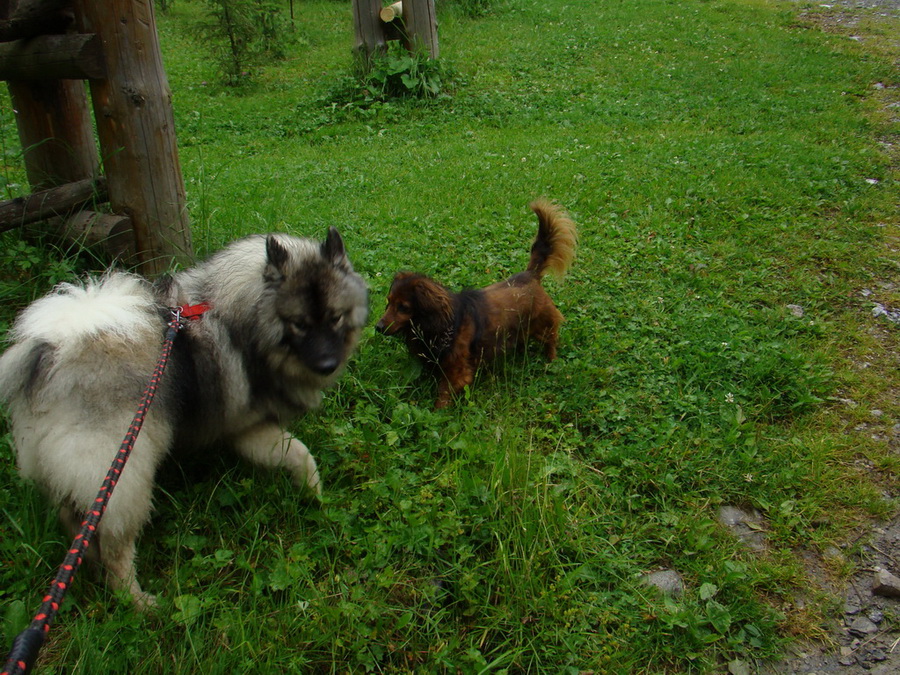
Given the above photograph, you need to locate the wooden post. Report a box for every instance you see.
[7,79,100,191]
[403,0,438,59]
[351,0,385,66]
[353,0,438,64]
[2,1,97,189]
[1,0,129,260]
[73,0,192,276]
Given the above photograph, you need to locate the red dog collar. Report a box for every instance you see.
[176,302,212,321]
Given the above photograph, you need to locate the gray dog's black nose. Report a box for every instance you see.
[311,357,339,375]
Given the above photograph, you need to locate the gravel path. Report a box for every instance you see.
[762,4,899,673]
[809,0,899,13]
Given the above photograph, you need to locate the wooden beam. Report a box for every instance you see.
[0,0,72,42]
[380,1,402,23]
[0,33,106,80]
[21,209,135,262]
[56,209,134,260]
[0,177,108,232]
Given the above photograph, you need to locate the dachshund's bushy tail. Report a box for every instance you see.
[527,199,577,280]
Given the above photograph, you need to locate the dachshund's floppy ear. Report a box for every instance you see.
[409,277,453,320]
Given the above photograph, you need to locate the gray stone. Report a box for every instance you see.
[872,568,900,598]
[824,545,844,560]
[848,616,879,637]
[869,648,887,662]
[727,658,751,675]
[717,506,767,552]
[642,569,685,597]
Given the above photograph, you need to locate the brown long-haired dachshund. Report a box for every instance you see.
[375,200,577,408]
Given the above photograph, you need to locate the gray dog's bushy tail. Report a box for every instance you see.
[527,199,577,280]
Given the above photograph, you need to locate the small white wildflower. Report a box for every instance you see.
[743,473,754,483]
[725,393,735,404]
[721,342,729,348]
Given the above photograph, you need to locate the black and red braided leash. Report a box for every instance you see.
[1,303,210,675]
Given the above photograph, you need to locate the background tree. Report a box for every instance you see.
[200,0,293,84]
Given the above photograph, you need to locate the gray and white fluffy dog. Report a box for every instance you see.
[0,228,368,608]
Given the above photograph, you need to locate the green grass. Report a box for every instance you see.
[1,0,898,671]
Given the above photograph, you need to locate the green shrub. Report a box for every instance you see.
[359,41,446,100]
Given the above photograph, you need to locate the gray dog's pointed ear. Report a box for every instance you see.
[265,235,289,281]
[322,227,349,267]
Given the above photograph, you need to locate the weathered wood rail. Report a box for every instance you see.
[0,0,192,275]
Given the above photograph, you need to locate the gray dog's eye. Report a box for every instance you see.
[291,321,309,337]
[331,314,345,329]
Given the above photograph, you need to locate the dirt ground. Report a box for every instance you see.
[760,519,900,674]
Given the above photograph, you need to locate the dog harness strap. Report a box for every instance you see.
[1,314,191,675]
